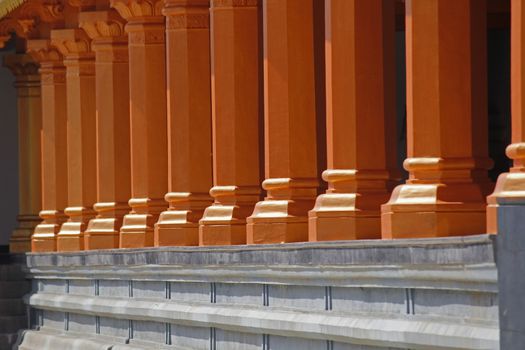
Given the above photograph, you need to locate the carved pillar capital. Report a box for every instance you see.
[3,53,39,77]
[111,0,164,21]
[79,10,128,62]
[79,10,127,41]
[0,18,36,48]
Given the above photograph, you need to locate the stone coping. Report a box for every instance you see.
[25,234,496,268]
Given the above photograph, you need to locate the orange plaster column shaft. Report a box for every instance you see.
[111,0,168,248]
[308,0,397,241]
[381,0,493,238]
[79,10,131,249]
[487,0,525,232]
[246,0,319,244]
[52,29,97,251]
[199,0,261,245]
[27,40,68,252]
[3,54,42,252]
[155,0,213,246]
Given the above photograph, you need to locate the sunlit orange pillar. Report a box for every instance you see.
[155,0,212,246]
[308,0,396,241]
[51,29,97,251]
[487,0,525,232]
[3,54,42,252]
[27,40,68,252]
[199,0,261,245]
[246,0,318,244]
[381,0,492,238]
[79,10,131,249]
[111,0,168,248]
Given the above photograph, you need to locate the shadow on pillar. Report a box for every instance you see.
[496,198,525,348]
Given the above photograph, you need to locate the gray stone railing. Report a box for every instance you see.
[18,235,499,350]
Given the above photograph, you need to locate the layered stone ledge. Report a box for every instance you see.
[20,235,498,350]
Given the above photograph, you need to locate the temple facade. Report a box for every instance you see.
[0,0,523,349]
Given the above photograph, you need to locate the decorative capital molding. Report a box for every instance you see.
[3,53,40,76]
[211,0,257,8]
[26,39,63,63]
[79,10,127,40]
[110,0,164,20]
[16,0,64,23]
[0,17,36,47]
[127,23,164,44]
[0,0,65,49]
[163,0,208,9]
[163,0,209,30]
[67,0,97,10]
[50,28,93,57]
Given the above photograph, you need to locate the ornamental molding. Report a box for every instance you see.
[3,53,39,76]
[16,0,64,23]
[128,27,164,44]
[111,0,164,20]
[78,10,126,39]
[212,0,257,8]
[165,12,208,29]
[26,39,63,63]
[0,0,65,49]
[50,28,92,56]
[0,17,35,47]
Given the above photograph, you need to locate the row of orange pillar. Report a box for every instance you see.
[4,0,525,253]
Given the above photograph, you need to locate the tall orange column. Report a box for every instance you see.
[111,0,168,248]
[246,0,318,244]
[309,0,397,241]
[155,0,212,246]
[199,0,261,245]
[487,0,525,232]
[381,0,492,239]
[27,40,68,252]
[3,54,42,253]
[51,29,97,251]
[79,10,131,249]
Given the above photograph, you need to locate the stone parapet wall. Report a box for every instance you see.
[19,235,499,349]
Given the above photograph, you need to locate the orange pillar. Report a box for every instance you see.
[51,29,97,251]
[199,0,261,245]
[3,54,42,253]
[79,10,131,249]
[111,0,168,248]
[27,40,68,252]
[309,0,397,241]
[246,0,318,244]
[381,0,492,239]
[487,0,525,232]
[155,0,212,246]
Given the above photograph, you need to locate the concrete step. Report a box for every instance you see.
[0,299,25,316]
[0,281,31,299]
[0,332,19,350]
[0,315,26,334]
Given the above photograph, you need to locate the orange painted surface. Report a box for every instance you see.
[487,0,525,233]
[199,0,262,246]
[309,0,397,242]
[381,0,493,239]
[79,10,131,250]
[111,0,168,248]
[3,54,43,253]
[155,0,213,247]
[27,40,68,253]
[52,29,97,251]
[5,0,523,249]
[245,0,318,244]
